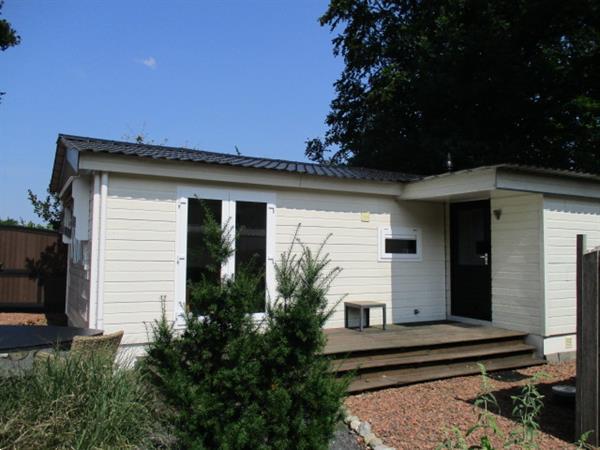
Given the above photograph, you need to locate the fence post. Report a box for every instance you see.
[576,234,584,440]
[575,234,599,446]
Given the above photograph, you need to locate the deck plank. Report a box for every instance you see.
[324,321,527,355]
[348,354,546,393]
[331,341,535,373]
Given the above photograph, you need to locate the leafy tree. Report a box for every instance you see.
[0,217,44,229]
[310,0,600,175]
[27,188,62,231]
[144,210,347,449]
[0,1,18,50]
[1,0,20,102]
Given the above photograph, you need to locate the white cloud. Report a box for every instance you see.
[136,56,157,69]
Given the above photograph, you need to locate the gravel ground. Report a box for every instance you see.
[346,361,578,450]
[0,312,66,326]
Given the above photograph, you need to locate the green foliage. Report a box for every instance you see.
[0,0,18,51]
[260,232,347,449]
[506,372,547,448]
[575,431,597,450]
[25,241,67,282]
[0,217,48,229]
[0,0,20,102]
[144,217,347,449]
[438,366,547,450]
[0,352,165,450]
[27,188,62,231]
[310,0,600,175]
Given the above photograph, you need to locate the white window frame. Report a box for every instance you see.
[378,226,422,262]
[174,185,276,327]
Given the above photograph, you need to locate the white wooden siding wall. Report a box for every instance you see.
[543,196,600,336]
[490,193,544,335]
[276,191,446,328]
[100,175,446,343]
[65,178,92,328]
[66,260,89,327]
[103,176,177,345]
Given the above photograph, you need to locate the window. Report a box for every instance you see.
[378,226,422,261]
[186,198,222,315]
[175,187,275,326]
[235,201,267,314]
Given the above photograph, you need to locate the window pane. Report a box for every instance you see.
[385,238,417,254]
[456,208,487,266]
[187,198,222,315]
[236,201,266,313]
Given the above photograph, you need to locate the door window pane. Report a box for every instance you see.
[456,208,487,266]
[187,198,222,314]
[235,201,266,313]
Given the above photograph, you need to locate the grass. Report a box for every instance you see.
[0,351,169,449]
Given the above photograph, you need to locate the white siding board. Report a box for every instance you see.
[106,240,174,252]
[65,177,93,328]
[99,175,177,344]
[105,250,175,262]
[491,193,544,334]
[401,168,496,200]
[543,196,600,337]
[104,271,174,282]
[66,260,89,328]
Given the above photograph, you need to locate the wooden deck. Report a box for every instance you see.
[324,321,545,393]
[324,321,526,355]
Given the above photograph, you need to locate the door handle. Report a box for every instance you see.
[479,253,489,266]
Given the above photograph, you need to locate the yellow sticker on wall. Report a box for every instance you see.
[360,212,370,222]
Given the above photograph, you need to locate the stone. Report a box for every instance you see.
[350,419,360,432]
[362,432,375,442]
[367,436,383,447]
[373,446,395,450]
[345,414,359,425]
[358,421,372,437]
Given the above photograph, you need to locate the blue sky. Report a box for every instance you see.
[0,0,342,223]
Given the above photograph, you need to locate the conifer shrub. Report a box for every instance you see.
[144,209,347,449]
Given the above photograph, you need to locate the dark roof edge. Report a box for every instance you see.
[411,164,600,184]
[52,134,420,188]
[49,135,67,193]
[497,164,600,182]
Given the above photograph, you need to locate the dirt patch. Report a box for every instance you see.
[346,362,579,450]
[0,312,67,326]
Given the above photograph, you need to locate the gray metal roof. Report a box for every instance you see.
[51,134,599,194]
[56,134,419,184]
[413,163,600,183]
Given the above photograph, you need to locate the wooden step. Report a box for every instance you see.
[331,340,535,373]
[324,325,528,357]
[347,353,546,393]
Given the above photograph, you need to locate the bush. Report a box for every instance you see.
[0,352,165,449]
[259,235,347,449]
[144,213,347,449]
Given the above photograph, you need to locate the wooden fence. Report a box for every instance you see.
[576,235,599,446]
[0,225,66,311]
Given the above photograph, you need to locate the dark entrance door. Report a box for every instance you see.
[450,200,492,321]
